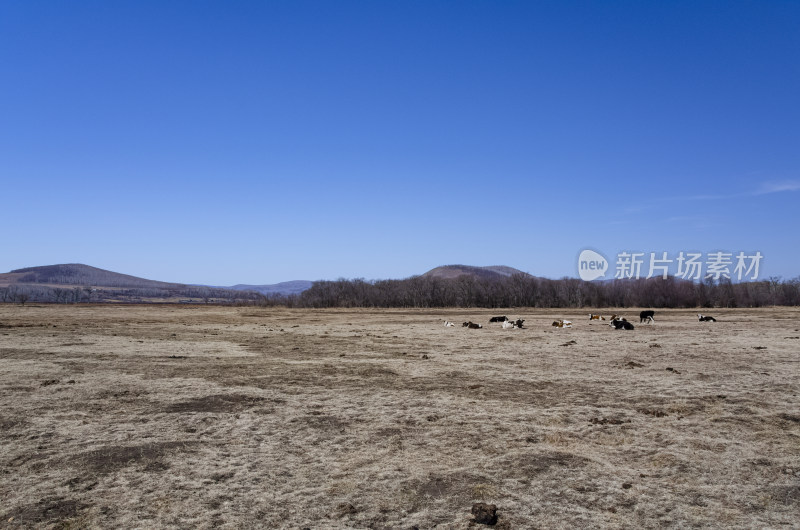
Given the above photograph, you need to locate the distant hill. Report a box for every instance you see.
[226,280,313,296]
[1,264,185,289]
[0,263,314,298]
[1,262,541,304]
[421,264,531,281]
[0,264,264,304]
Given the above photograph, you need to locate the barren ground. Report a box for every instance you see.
[1,305,798,529]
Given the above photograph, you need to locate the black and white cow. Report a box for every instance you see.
[640,310,655,323]
[610,318,635,330]
[489,316,508,323]
[698,314,717,322]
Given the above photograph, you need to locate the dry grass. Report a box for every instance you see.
[1,305,798,529]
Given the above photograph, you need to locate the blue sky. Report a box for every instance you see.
[2,1,798,285]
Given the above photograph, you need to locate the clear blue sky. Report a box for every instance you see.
[2,1,798,285]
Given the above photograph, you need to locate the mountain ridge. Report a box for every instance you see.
[1,263,534,296]
[224,280,313,296]
[420,264,531,281]
[3,263,184,289]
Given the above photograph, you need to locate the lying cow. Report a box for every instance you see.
[552,319,572,328]
[514,319,525,328]
[610,317,635,330]
[502,320,517,329]
[463,321,483,329]
[444,320,455,327]
[640,310,655,323]
[589,314,606,321]
[698,314,717,322]
[489,316,508,323]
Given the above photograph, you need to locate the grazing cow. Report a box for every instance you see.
[589,314,606,321]
[463,321,483,329]
[552,319,573,328]
[610,317,635,330]
[489,316,508,323]
[514,319,525,328]
[502,320,517,329]
[640,310,655,323]
[444,320,455,327]
[698,314,717,322]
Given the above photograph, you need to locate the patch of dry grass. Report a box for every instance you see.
[0,305,798,528]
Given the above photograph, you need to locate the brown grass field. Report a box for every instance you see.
[1,305,798,529]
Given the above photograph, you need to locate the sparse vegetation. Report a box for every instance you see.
[1,305,797,527]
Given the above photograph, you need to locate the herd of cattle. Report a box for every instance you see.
[447,317,526,329]
[445,311,718,331]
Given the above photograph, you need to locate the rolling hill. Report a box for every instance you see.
[0,263,537,303]
[421,264,531,281]
[0,264,314,296]
[225,281,314,296]
[0,264,184,289]
[0,264,317,303]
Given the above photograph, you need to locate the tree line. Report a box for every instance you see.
[3,274,799,308]
[283,274,800,308]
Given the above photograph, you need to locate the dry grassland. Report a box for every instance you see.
[1,305,798,529]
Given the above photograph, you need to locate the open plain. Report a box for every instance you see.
[0,305,798,529]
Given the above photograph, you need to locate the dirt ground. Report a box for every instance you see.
[0,305,798,529]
